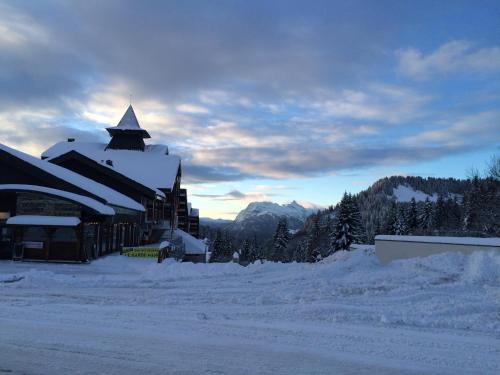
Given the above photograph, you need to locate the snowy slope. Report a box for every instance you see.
[392,184,438,202]
[391,184,463,203]
[1,248,499,374]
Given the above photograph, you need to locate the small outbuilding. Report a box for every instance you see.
[375,235,500,265]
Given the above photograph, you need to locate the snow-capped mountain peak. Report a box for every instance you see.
[234,201,315,223]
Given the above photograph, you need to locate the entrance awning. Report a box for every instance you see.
[6,215,81,227]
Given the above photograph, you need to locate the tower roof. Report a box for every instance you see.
[106,105,150,138]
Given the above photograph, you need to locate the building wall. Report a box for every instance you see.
[375,239,500,265]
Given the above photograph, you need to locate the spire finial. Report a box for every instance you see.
[129,93,132,105]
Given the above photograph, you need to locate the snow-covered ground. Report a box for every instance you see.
[1,247,499,374]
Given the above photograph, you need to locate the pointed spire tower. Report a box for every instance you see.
[105,105,151,151]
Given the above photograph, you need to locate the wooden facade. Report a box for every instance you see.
[0,144,143,262]
[0,189,141,262]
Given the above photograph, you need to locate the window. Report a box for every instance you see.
[53,228,77,242]
[23,227,48,241]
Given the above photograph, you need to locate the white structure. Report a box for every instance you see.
[375,235,500,265]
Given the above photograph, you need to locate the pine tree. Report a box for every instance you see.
[434,194,446,230]
[209,229,224,262]
[333,193,364,251]
[394,205,409,235]
[240,239,251,264]
[293,240,307,262]
[463,176,481,232]
[270,218,289,262]
[407,198,418,233]
[246,236,257,264]
[419,197,434,232]
[305,215,322,262]
[222,231,234,260]
[383,202,398,235]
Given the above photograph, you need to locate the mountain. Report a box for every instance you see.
[200,201,319,245]
[292,174,498,251]
[228,201,317,244]
[199,218,232,227]
[234,201,315,223]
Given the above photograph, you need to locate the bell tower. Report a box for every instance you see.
[105,105,151,151]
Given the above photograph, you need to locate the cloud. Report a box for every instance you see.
[0,2,499,187]
[176,104,210,114]
[401,110,500,148]
[310,84,430,124]
[0,107,101,156]
[192,189,274,202]
[0,3,49,47]
[398,41,500,80]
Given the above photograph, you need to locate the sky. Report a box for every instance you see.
[0,0,499,219]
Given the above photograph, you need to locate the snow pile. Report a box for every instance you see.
[461,251,500,284]
[3,247,499,333]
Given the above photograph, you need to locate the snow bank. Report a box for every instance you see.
[2,249,499,334]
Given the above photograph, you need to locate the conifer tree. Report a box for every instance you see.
[394,205,409,235]
[419,197,434,232]
[383,201,398,235]
[270,218,289,262]
[240,239,251,263]
[333,192,363,251]
[463,175,482,232]
[246,236,257,264]
[407,197,418,233]
[209,229,224,262]
[293,240,307,262]
[434,194,446,230]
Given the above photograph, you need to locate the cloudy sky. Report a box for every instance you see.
[1,0,499,218]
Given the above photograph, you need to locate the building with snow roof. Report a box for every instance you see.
[0,143,144,261]
[0,105,203,262]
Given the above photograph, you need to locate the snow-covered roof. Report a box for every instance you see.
[42,142,180,192]
[106,105,150,138]
[7,215,81,227]
[174,228,207,254]
[375,235,500,247]
[0,185,114,215]
[0,143,144,212]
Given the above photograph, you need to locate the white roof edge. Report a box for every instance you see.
[375,235,500,247]
[0,184,115,215]
[7,215,81,227]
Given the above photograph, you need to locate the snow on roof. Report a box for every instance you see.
[7,215,81,227]
[0,143,144,212]
[375,235,500,247]
[174,228,207,254]
[106,105,150,138]
[0,185,114,215]
[42,141,180,192]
